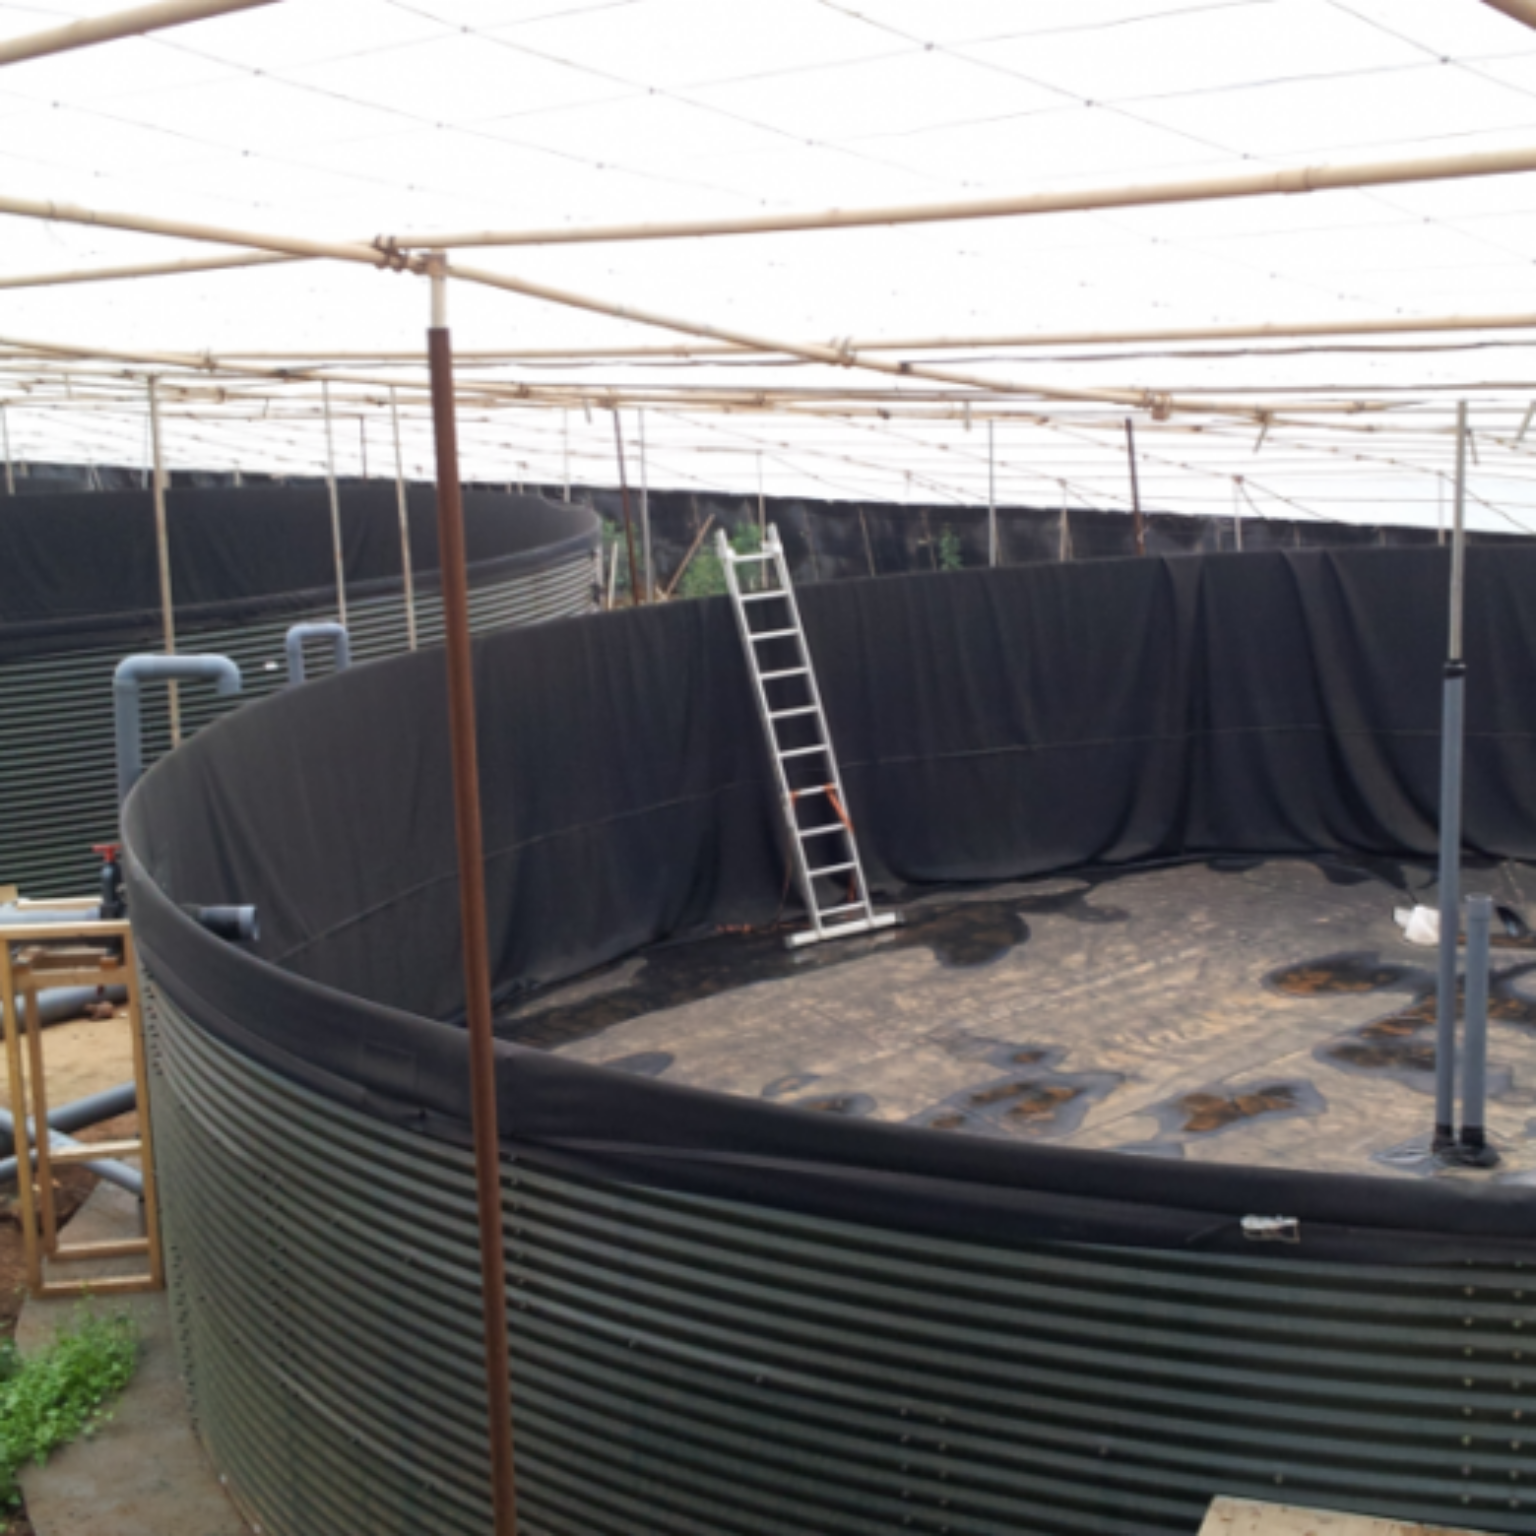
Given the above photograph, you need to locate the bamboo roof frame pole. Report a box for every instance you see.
[425,252,518,1536]
[0,0,275,68]
[406,146,1536,250]
[1480,0,1536,30]
[321,380,348,627]
[610,411,642,605]
[987,419,998,568]
[639,409,653,602]
[147,377,181,746]
[388,386,418,651]
[1124,419,1147,556]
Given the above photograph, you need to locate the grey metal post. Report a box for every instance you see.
[1,403,12,495]
[1460,893,1498,1165]
[1433,401,1469,1150]
[147,376,181,745]
[322,379,348,626]
[641,409,654,602]
[987,419,998,567]
[388,386,418,650]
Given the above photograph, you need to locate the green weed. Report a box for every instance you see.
[0,1312,138,1509]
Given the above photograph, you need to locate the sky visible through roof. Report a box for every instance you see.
[3,0,1536,530]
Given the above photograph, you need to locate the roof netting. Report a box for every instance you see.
[4,0,1536,530]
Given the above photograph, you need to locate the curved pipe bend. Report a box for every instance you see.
[114,653,241,805]
[285,623,351,686]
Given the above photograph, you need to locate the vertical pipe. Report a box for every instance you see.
[358,416,368,479]
[1434,402,1470,1151]
[757,449,766,548]
[322,380,348,626]
[1460,893,1497,1165]
[1233,478,1244,552]
[610,410,642,606]
[147,378,181,746]
[987,418,998,567]
[388,387,419,651]
[639,408,653,602]
[562,410,571,503]
[425,255,517,1536]
[1058,484,1070,562]
[1,404,13,495]
[1124,418,1146,556]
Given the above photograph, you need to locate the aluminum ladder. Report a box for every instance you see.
[718,524,897,949]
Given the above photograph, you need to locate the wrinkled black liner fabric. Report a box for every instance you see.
[0,486,597,662]
[126,546,1536,1262]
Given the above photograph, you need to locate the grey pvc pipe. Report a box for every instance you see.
[0,1080,135,1158]
[0,982,127,1031]
[0,1106,142,1196]
[1433,666,1465,1148]
[284,621,352,686]
[0,903,100,928]
[114,653,241,805]
[1461,894,1493,1160]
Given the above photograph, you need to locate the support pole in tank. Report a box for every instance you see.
[1124,418,1146,556]
[1433,401,1470,1152]
[1,404,12,495]
[388,386,418,650]
[424,252,518,1536]
[1460,893,1499,1166]
[987,419,998,567]
[610,409,642,605]
[321,379,348,626]
[147,376,181,744]
[562,409,571,502]
[640,408,654,602]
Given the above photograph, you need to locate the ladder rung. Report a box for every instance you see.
[816,902,869,918]
[750,628,798,641]
[729,551,775,563]
[760,668,808,681]
[740,590,788,603]
[797,824,844,838]
[807,862,857,878]
[779,745,827,759]
[769,706,819,720]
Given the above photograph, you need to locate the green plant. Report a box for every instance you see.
[0,1311,139,1508]
[937,524,964,572]
[678,521,764,600]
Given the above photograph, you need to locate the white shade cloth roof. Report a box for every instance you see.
[4,0,1536,529]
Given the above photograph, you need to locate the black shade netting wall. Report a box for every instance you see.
[0,485,595,661]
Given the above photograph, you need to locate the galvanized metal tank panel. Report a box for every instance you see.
[145,980,1536,1536]
[0,544,595,897]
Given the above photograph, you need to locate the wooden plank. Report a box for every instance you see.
[47,1139,142,1164]
[52,1237,150,1262]
[1201,1498,1502,1536]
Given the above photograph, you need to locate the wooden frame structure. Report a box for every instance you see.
[0,911,164,1298]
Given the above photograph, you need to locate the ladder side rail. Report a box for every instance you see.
[717,532,826,938]
[762,528,879,924]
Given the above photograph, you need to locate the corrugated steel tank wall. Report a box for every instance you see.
[147,979,1536,1536]
[0,495,596,896]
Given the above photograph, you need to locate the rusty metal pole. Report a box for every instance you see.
[1124,418,1146,556]
[424,252,518,1536]
[611,410,643,604]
